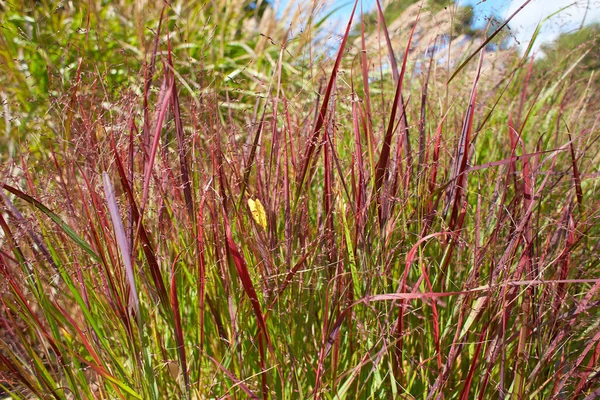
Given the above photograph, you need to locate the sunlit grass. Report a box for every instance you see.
[1,0,599,399]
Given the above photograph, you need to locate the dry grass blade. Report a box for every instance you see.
[102,172,140,318]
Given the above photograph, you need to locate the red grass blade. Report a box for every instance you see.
[428,112,450,194]
[169,251,190,396]
[140,79,173,214]
[206,355,260,399]
[222,209,270,399]
[196,190,208,354]
[352,92,367,241]
[359,4,375,169]
[0,351,45,398]
[566,128,584,210]
[221,208,269,341]
[166,36,195,223]
[294,0,359,202]
[445,48,485,231]
[239,109,267,209]
[373,5,420,197]
[419,40,435,172]
[142,5,166,148]
[374,0,412,182]
[109,137,170,310]
[216,144,270,398]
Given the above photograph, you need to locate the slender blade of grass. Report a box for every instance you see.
[294,0,358,204]
[447,0,533,83]
[102,172,140,319]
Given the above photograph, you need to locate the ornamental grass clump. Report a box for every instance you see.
[1,0,599,398]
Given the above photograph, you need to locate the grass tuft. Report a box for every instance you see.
[1,0,599,398]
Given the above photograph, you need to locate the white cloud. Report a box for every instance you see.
[503,0,600,54]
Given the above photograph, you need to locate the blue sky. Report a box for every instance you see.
[277,0,600,53]
[325,0,509,25]
[461,0,510,28]
[279,0,508,27]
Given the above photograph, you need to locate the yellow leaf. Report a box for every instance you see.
[248,198,267,230]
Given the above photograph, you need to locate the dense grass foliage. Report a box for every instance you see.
[1,0,599,398]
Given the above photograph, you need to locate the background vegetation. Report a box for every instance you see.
[1,0,599,398]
